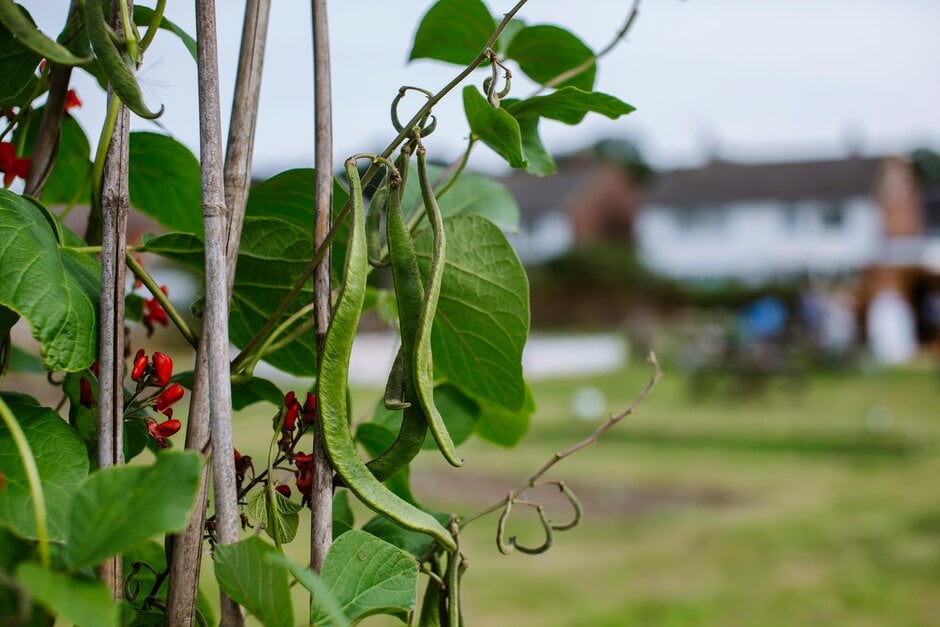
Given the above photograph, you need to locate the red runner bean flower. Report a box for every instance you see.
[152,383,184,415]
[150,352,173,387]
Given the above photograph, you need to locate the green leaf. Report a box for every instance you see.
[333,490,354,539]
[463,86,527,168]
[409,0,494,65]
[16,562,118,627]
[506,24,596,91]
[311,530,419,625]
[0,393,88,541]
[515,114,556,176]
[0,191,100,372]
[415,214,529,412]
[354,423,418,506]
[505,86,635,125]
[0,1,89,65]
[244,168,349,280]
[67,451,203,568]
[0,21,39,108]
[16,107,93,207]
[266,553,351,627]
[133,6,197,61]
[214,537,293,627]
[7,344,44,374]
[476,397,532,447]
[128,132,203,235]
[143,216,318,376]
[400,164,521,232]
[494,17,526,55]
[361,513,444,558]
[367,383,480,451]
[173,370,283,411]
[246,489,301,545]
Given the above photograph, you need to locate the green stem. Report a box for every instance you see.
[117,0,139,62]
[265,425,282,551]
[124,252,199,348]
[64,245,103,254]
[90,97,121,217]
[0,397,50,568]
[138,0,166,52]
[262,316,315,357]
[239,303,314,377]
[405,138,475,235]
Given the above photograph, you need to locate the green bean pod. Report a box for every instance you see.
[0,0,90,65]
[366,172,390,268]
[366,146,430,481]
[383,347,410,410]
[82,0,163,119]
[414,145,463,467]
[320,158,454,551]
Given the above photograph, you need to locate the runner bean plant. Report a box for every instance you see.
[0,0,656,624]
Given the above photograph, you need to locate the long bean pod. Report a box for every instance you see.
[366,171,390,268]
[414,144,462,466]
[319,157,454,550]
[366,146,430,481]
[0,0,90,65]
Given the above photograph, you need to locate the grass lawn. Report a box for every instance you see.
[217,361,940,626]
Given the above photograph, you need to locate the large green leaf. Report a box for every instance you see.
[67,451,203,568]
[0,191,99,371]
[214,537,293,627]
[143,216,318,376]
[505,86,635,125]
[506,24,596,91]
[0,22,40,108]
[463,86,527,169]
[415,214,529,412]
[409,0,493,65]
[0,393,88,541]
[400,164,520,232]
[267,553,351,627]
[128,132,203,236]
[16,562,118,627]
[516,114,556,176]
[476,384,535,447]
[245,167,350,280]
[367,383,480,451]
[15,106,93,206]
[311,530,419,625]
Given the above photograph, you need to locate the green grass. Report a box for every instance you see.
[220,363,940,626]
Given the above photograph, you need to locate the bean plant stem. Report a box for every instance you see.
[137,0,166,52]
[124,253,199,348]
[310,0,334,578]
[194,1,243,624]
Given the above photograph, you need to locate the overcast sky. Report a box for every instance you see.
[26,0,940,176]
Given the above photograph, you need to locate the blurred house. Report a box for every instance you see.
[502,152,640,264]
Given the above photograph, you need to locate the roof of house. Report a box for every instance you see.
[645,156,884,207]
[502,158,622,221]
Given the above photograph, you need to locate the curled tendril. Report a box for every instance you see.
[496,498,514,555]
[390,86,437,137]
[122,561,161,605]
[510,502,553,555]
[541,480,583,531]
[496,497,554,555]
[483,49,512,108]
[46,371,65,385]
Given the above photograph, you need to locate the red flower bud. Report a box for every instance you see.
[302,392,317,425]
[79,376,95,408]
[90,359,99,377]
[148,418,181,439]
[284,391,297,407]
[294,452,314,471]
[142,286,170,336]
[131,349,148,381]
[153,383,184,414]
[64,89,81,112]
[150,352,173,387]
[283,402,299,431]
[275,484,291,498]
